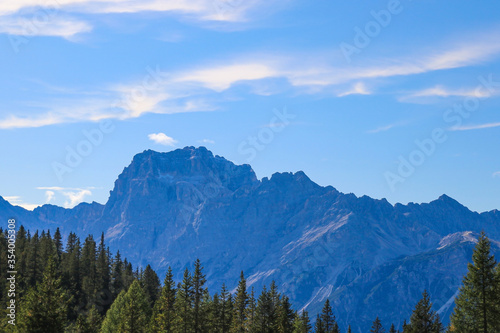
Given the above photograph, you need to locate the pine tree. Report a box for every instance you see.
[174,268,194,333]
[320,299,339,333]
[16,258,69,332]
[101,280,150,332]
[451,231,499,332]
[256,285,277,333]
[245,287,257,332]
[25,231,42,287]
[53,227,63,260]
[141,264,161,308]
[192,259,207,333]
[219,283,234,333]
[315,313,326,333]
[150,267,177,332]
[348,324,353,333]
[101,289,126,333]
[277,295,295,333]
[81,235,97,309]
[371,316,385,333]
[292,311,312,333]
[389,323,396,333]
[405,290,443,333]
[111,251,124,298]
[72,305,102,333]
[231,271,248,333]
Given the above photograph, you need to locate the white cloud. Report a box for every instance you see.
[493,171,500,178]
[176,63,278,91]
[45,190,55,203]
[148,133,178,146]
[2,30,500,129]
[450,122,500,131]
[0,15,92,38]
[198,139,215,144]
[400,85,496,102]
[3,196,40,210]
[337,82,371,97]
[0,0,272,39]
[367,124,398,134]
[37,186,93,208]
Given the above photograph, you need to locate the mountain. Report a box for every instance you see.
[2,146,500,332]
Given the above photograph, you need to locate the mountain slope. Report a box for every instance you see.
[3,146,499,332]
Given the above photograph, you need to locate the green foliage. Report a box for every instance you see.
[370,316,385,333]
[404,290,443,333]
[231,271,248,333]
[150,266,177,332]
[16,258,69,332]
[101,280,150,332]
[451,231,500,332]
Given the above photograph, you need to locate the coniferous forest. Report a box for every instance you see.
[0,227,499,332]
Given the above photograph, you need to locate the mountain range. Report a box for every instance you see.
[2,146,499,332]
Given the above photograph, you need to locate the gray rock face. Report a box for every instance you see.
[2,146,499,332]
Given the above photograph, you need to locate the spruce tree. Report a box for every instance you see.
[256,285,277,333]
[371,316,385,333]
[245,287,257,332]
[277,295,295,333]
[150,267,177,332]
[315,313,326,333]
[101,280,150,332]
[451,231,499,332]
[405,290,443,333]
[174,268,194,333]
[320,299,339,333]
[16,258,69,332]
[292,311,312,333]
[141,264,161,308]
[389,323,396,333]
[219,283,233,333]
[192,259,207,333]
[231,271,248,333]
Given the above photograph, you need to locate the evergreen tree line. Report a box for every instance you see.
[0,227,498,332]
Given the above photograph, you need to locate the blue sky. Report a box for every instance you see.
[1,0,500,212]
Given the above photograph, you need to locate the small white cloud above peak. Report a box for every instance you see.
[148,133,178,146]
[198,139,215,144]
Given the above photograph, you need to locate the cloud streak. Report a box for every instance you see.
[450,122,500,131]
[2,30,500,129]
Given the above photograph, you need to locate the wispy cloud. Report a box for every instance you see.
[0,15,92,38]
[148,133,178,146]
[367,122,406,134]
[400,84,496,103]
[2,30,500,129]
[337,82,371,97]
[493,171,500,178]
[3,196,40,210]
[450,122,500,131]
[0,0,273,40]
[37,186,93,208]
